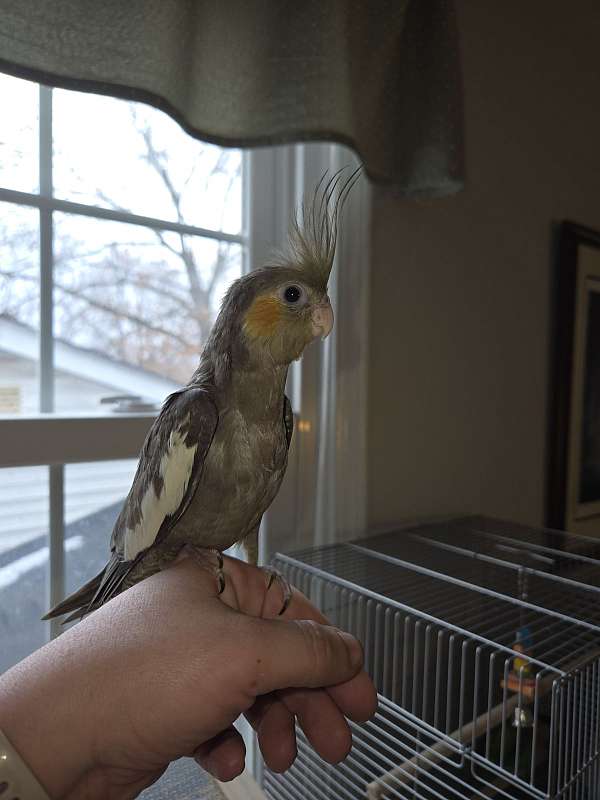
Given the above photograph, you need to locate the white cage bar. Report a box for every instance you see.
[265,516,600,800]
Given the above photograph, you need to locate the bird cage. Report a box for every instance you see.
[262,516,600,800]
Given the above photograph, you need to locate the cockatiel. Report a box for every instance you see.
[44,169,359,623]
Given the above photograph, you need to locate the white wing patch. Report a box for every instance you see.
[124,426,198,560]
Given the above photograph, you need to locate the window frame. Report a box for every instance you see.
[254,143,371,557]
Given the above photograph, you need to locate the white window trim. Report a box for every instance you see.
[329,146,371,544]
[0,413,156,467]
[252,143,371,559]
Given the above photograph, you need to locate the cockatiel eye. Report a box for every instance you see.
[279,283,308,307]
[284,285,301,303]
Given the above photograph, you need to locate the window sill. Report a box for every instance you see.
[0,414,155,467]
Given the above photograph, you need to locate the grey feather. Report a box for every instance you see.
[110,387,218,557]
[45,387,218,620]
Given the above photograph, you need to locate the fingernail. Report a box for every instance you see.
[338,630,363,670]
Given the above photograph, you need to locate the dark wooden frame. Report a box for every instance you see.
[546,221,600,532]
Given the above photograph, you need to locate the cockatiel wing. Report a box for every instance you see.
[111,386,218,563]
[45,386,218,621]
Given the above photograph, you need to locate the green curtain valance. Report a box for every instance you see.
[0,0,464,196]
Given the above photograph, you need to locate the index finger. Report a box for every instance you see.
[219,556,377,723]
[281,596,377,724]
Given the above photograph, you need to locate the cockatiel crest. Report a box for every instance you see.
[44,167,360,623]
[209,167,360,368]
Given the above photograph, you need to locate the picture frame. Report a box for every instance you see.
[547,221,600,537]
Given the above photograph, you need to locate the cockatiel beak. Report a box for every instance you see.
[311,299,334,340]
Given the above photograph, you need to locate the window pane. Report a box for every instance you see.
[53,90,242,234]
[0,202,40,414]
[0,466,48,673]
[0,460,138,672]
[53,213,242,409]
[0,73,39,194]
[65,459,137,595]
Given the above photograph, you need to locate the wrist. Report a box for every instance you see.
[0,636,96,798]
[0,727,51,799]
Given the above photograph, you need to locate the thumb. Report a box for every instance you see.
[246,618,364,696]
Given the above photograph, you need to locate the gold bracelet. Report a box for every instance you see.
[0,727,51,800]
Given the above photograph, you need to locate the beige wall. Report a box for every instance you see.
[367,1,600,529]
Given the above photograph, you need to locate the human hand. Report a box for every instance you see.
[0,554,377,799]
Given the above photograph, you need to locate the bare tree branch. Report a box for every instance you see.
[0,268,191,347]
[56,241,168,263]
[95,190,130,216]
[76,279,193,312]
[206,241,232,300]
[53,285,191,347]
[140,126,182,221]
[2,101,242,377]
[151,228,183,260]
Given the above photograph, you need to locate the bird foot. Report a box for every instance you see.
[180,545,225,594]
[262,567,292,615]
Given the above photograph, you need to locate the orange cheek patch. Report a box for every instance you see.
[244,294,282,339]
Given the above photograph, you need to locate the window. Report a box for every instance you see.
[0,74,246,658]
[0,74,244,414]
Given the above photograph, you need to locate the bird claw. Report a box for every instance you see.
[263,567,292,615]
[215,550,225,594]
[180,544,226,595]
